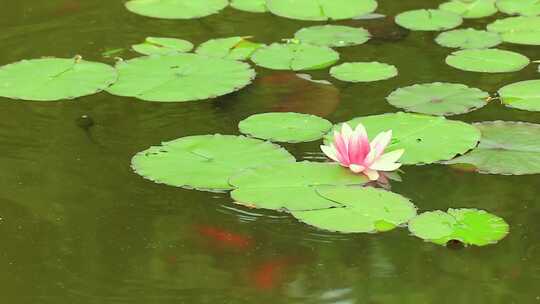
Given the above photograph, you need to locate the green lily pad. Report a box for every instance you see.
[439,0,498,19]
[291,186,417,233]
[251,43,339,71]
[294,25,370,48]
[435,28,502,49]
[106,53,255,102]
[266,0,378,21]
[0,57,117,101]
[325,112,481,165]
[132,134,295,191]
[444,121,540,175]
[132,37,194,55]
[499,79,540,111]
[445,49,530,73]
[386,82,489,116]
[238,112,332,143]
[231,0,268,12]
[330,62,398,82]
[496,0,540,16]
[229,162,368,211]
[125,0,228,19]
[487,16,540,45]
[195,36,264,61]
[408,209,509,246]
[395,9,463,31]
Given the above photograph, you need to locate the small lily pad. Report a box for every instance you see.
[132,134,295,191]
[294,25,370,48]
[445,49,530,73]
[125,0,228,19]
[231,0,268,12]
[266,0,378,21]
[239,112,332,143]
[230,162,368,211]
[0,57,117,101]
[435,28,502,49]
[386,82,489,116]
[496,0,540,16]
[499,79,540,111]
[487,16,540,45]
[439,0,498,19]
[132,37,194,55]
[444,121,540,175]
[195,36,264,60]
[292,186,417,233]
[395,9,463,31]
[330,62,398,82]
[325,112,481,165]
[106,53,255,102]
[408,209,509,246]
[251,43,339,71]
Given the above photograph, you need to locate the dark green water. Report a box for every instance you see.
[1,0,540,303]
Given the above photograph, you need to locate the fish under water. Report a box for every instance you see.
[195,225,254,251]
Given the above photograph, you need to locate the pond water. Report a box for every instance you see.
[1,0,540,303]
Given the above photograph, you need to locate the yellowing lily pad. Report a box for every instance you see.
[435,28,502,49]
[499,79,540,111]
[231,0,268,12]
[125,0,228,19]
[266,0,378,21]
[496,0,540,16]
[195,36,264,60]
[132,37,194,55]
[439,0,498,19]
[251,43,339,71]
[294,25,370,48]
[395,9,463,31]
[445,49,530,73]
[487,16,540,45]
[330,62,398,82]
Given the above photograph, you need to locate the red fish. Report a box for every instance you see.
[250,257,292,291]
[195,225,253,250]
[53,1,83,16]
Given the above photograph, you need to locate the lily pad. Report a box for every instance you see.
[439,0,498,19]
[496,0,540,16]
[238,112,332,143]
[395,9,463,31]
[408,209,509,246]
[445,49,530,73]
[499,79,540,111]
[292,186,417,233]
[435,28,502,49]
[330,62,398,82]
[251,43,339,71]
[266,0,378,21]
[0,57,117,101]
[132,37,194,55]
[487,16,540,45]
[386,82,489,116]
[195,36,264,60]
[229,162,368,211]
[106,53,255,102]
[132,134,295,191]
[294,25,370,48]
[231,0,268,12]
[125,0,228,19]
[325,112,481,165]
[444,121,540,175]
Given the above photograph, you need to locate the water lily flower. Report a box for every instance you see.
[321,123,404,181]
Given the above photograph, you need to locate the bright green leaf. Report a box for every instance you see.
[445,49,530,73]
[294,25,370,47]
[196,36,264,60]
[439,0,498,19]
[496,0,540,16]
[230,0,268,12]
[132,37,194,55]
[499,79,540,111]
[266,0,378,21]
[435,28,502,49]
[330,62,398,82]
[487,16,540,45]
[125,0,228,19]
[251,43,339,71]
[395,9,463,31]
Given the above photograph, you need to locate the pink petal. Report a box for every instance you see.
[341,123,354,142]
[369,130,393,160]
[320,144,339,162]
[333,132,350,165]
[370,149,405,171]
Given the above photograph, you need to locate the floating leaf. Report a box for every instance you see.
[386,82,489,116]
[229,162,368,211]
[292,186,417,233]
[487,16,540,45]
[294,25,370,47]
[251,43,339,71]
[408,209,509,246]
[395,9,463,31]
[196,36,264,60]
[445,49,530,73]
[125,0,228,19]
[230,0,268,12]
[439,0,498,19]
[499,80,540,111]
[0,57,117,101]
[330,62,398,82]
[496,0,540,16]
[266,0,377,21]
[444,121,540,175]
[325,112,481,165]
[132,134,295,191]
[106,54,255,102]
[435,28,501,49]
[132,37,194,55]
[238,112,332,143]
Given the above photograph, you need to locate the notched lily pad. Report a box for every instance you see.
[125,0,228,19]
[266,0,378,21]
[231,0,268,13]
[499,79,540,111]
[435,28,502,49]
[445,49,530,73]
[487,16,540,45]
[330,62,398,83]
[196,36,264,60]
[395,9,463,31]
[294,25,370,47]
[496,0,540,17]
[251,43,339,71]
[132,37,194,55]
[439,0,498,19]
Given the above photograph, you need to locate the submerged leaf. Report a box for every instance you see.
[445,49,530,73]
[435,28,502,49]
[251,43,339,71]
[487,16,540,45]
[499,79,540,111]
[395,9,463,31]
[132,37,194,55]
[439,0,498,19]
[196,36,264,60]
[330,62,398,83]
[266,0,378,21]
[294,25,370,47]
[125,0,228,19]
